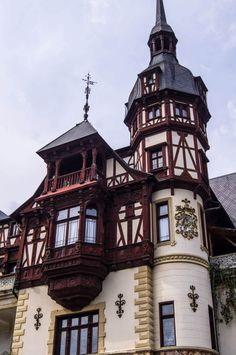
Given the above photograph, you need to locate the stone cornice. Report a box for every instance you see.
[154,254,209,269]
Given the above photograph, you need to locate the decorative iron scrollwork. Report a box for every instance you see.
[175,199,198,240]
[34,307,43,330]
[188,285,199,312]
[115,293,126,318]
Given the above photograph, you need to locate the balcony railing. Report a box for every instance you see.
[47,167,104,192]
[0,274,15,293]
[210,253,236,269]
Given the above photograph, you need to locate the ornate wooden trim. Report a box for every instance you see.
[154,254,209,269]
[11,289,29,355]
[134,266,154,350]
[47,302,106,355]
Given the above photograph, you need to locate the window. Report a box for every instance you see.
[55,206,80,248]
[84,207,97,244]
[163,37,170,50]
[156,202,170,242]
[160,302,176,347]
[208,306,217,350]
[155,38,162,51]
[175,103,188,118]
[10,223,20,236]
[151,149,163,170]
[147,105,161,121]
[54,312,99,355]
[200,207,207,249]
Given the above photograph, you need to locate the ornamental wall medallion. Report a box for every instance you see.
[175,199,198,240]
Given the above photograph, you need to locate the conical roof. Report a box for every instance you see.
[150,0,174,35]
[37,120,97,155]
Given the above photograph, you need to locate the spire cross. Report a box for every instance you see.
[82,73,97,121]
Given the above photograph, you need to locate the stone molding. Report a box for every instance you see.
[134,266,154,350]
[47,302,106,355]
[103,349,219,355]
[10,290,29,355]
[154,254,209,269]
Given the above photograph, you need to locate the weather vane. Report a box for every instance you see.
[82,73,97,121]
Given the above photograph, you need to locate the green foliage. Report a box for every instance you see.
[210,264,236,324]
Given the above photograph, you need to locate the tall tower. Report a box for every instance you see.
[124,0,217,352]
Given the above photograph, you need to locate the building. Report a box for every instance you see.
[0,1,235,355]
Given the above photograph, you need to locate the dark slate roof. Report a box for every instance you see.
[37,120,97,154]
[210,173,236,227]
[151,0,174,34]
[0,210,9,221]
[126,53,199,111]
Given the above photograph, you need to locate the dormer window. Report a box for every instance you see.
[150,149,163,170]
[175,103,188,118]
[163,37,170,51]
[55,206,80,248]
[85,207,97,244]
[155,38,161,52]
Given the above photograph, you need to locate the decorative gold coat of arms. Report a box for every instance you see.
[175,199,198,240]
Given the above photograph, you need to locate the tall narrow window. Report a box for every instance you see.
[55,206,80,248]
[160,302,176,347]
[208,306,217,350]
[156,202,170,242]
[85,207,97,244]
[151,149,163,170]
[200,207,207,249]
[54,312,99,355]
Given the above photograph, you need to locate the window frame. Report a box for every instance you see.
[147,105,162,122]
[53,311,99,355]
[175,102,189,119]
[159,301,176,348]
[208,306,217,351]
[54,206,80,248]
[84,206,98,244]
[156,202,170,243]
[148,144,166,173]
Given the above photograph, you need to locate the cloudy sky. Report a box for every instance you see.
[0,0,236,215]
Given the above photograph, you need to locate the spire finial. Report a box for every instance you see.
[82,73,97,121]
[156,0,167,25]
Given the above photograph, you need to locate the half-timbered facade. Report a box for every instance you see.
[0,1,236,355]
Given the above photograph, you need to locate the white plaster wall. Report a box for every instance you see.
[21,268,138,355]
[145,132,167,148]
[153,263,213,349]
[106,158,113,178]
[22,286,63,355]
[95,268,138,352]
[116,161,126,175]
[152,189,208,261]
[218,296,236,355]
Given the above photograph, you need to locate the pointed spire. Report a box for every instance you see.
[156,0,167,26]
[151,0,173,34]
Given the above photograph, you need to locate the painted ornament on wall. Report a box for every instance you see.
[175,199,198,240]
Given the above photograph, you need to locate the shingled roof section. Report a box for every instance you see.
[210,172,236,227]
[37,120,97,154]
[0,210,9,221]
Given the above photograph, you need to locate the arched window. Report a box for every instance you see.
[84,207,97,244]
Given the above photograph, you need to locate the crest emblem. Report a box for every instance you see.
[175,199,198,240]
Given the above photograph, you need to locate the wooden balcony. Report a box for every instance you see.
[45,167,104,194]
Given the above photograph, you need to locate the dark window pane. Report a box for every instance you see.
[70,330,78,355]
[163,318,175,346]
[162,303,174,316]
[60,331,66,355]
[80,328,88,355]
[92,326,98,353]
[156,107,161,117]
[159,204,168,216]
[86,208,97,217]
